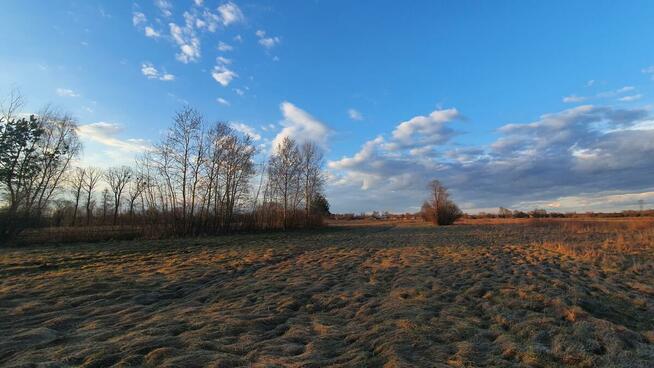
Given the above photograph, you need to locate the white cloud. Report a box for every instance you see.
[348,108,363,121]
[132,12,146,26]
[77,122,151,153]
[217,97,230,106]
[144,26,160,38]
[618,94,642,102]
[194,0,204,6]
[217,41,233,51]
[327,104,654,213]
[216,56,231,65]
[140,63,175,81]
[256,30,280,49]
[211,65,237,86]
[617,86,635,93]
[155,0,173,17]
[586,80,595,87]
[562,95,587,103]
[217,2,244,26]
[272,102,330,150]
[597,86,638,98]
[141,63,158,78]
[390,108,460,149]
[76,122,152,168]
[56,88,79,97]
[234,88,245,96]
[230,122,261,140]
[169,22,201,63]
[160,73,175,81]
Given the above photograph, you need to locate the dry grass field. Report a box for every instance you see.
[2,218,654,367]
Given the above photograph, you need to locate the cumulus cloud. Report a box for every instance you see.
[211,65,237,86]
[132,12,146,26]
[217,97,230,106]
[218,2,244,26]
[169,22,201,63]
[272,102,330,150]
[348,108,363,121]
[327,104,654,213]
[56,88,79,97]
[256,30,281,49]
[155,0,173,17]
[389,108,460,149]
[134,1,245,65]
[144,26,160,38]
[230,122,261,140]
[140,63,175,81]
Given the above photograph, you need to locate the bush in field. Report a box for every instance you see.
[421,180,462,226]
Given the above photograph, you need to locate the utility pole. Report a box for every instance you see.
[638,199,644,213]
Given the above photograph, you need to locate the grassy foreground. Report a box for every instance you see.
[1,219,653,367]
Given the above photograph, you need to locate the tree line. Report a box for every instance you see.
[0,91,328,241]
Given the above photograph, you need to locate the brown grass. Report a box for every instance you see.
[1,219,653,367]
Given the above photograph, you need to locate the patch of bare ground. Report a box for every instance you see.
[1,219,653,367]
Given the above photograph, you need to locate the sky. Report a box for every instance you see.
[2,0,654,214]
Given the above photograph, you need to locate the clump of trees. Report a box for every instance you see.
[0,91,80,239]
[420,180,462,225]
[0,91,329,242]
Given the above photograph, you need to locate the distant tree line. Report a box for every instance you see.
[0,91,329,242]
[466,207,654,219]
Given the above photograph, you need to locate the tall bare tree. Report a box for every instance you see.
[153,107,204,234]
[105,166,132,225]
[127,173,148,219]
[69,167,86,226]
[299,142,324,223]
[268,137,301,229]
[83,167,102,226]
[24,108,81,217]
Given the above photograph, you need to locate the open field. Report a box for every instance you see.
[2,219,654,367]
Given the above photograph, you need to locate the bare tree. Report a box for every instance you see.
[268,137,301,229]
[22,108,81,217]
[299,142,324,224]
[69,167,86,226]
[127,173,148,219]
[83,167,102,226]
[105,166,132,225]
[100,188,112,224]
[423,180,462,225]
[0,88,25,122]
[152,107,204,234]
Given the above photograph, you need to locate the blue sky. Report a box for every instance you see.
[2,1,654,213]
